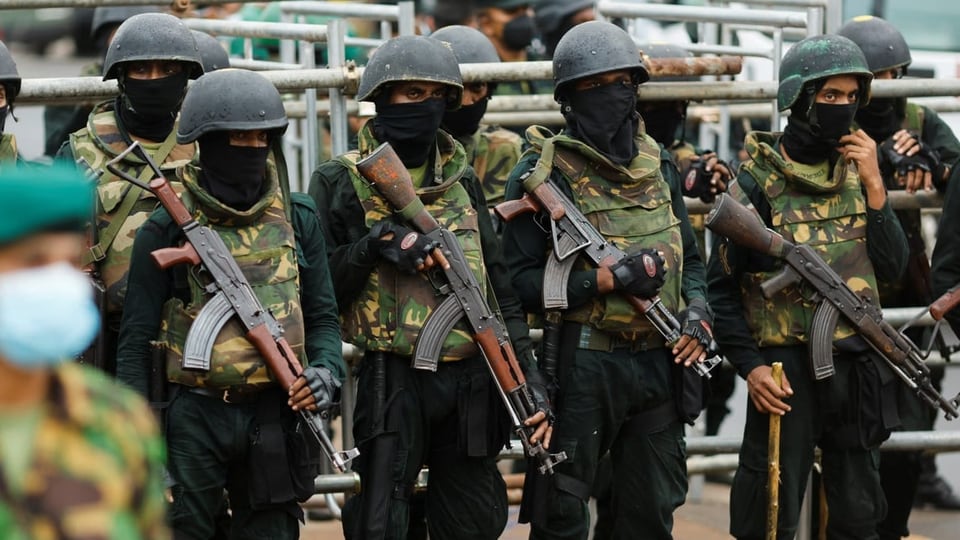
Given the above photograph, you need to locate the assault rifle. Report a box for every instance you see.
[105,142,359,472]
[355,142,567,475]
[493,171,722,378]
[705,193,960,420]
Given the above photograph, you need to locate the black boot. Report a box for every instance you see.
[914,455,960,510]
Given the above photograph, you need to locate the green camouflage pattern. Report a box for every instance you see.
[159,162,307,390]
[70,101,196,315]
[525,126,684,339]
[456,124,523,207]
[0,362,167,540]
[0,133,17,164]
[736,130,879,346]
[337,123,488,362]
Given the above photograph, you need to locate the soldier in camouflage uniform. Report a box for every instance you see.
[706,35,910,540]
[837,15,960,533]
[0,40,22,166]
[56,13,203,375]
[430,25,523,216]
[43,6,161,158]
[0,163,167,539]
[308,35,551,540]
[500,22,714,540]
[116,69,344,539]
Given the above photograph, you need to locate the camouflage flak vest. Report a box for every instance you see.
[458,125,523,207]
[70,102,196,315]
[336,133,488,362]
[0,133,17,163]
[736,131,880,347]
[158,164,306,391]
[525,126,685,340]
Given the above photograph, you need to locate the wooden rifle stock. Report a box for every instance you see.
[931,285,960,321]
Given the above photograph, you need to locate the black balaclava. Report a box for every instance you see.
[639,102,686,147]
[503,14,536,51]
[117,70,190,142]
[562,81,639,166]
[442,99,489,139]
[781,83,858,165]
[198,132,270,211]
[855,96,906,143]
[373,95,447,168]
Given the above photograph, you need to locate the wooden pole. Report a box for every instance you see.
[766,362,784,540]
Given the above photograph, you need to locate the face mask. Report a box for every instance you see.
[0,105,7,132]
[503,14,536,51]
[119,71,190,141]
[442,99,488,139]
[0,263,100,369]
[639,105,686,147]
[199,133,270,211]
[373,98,447,168]
[812,102,858,146]
[563,82,638,166]
[855,97,905,142]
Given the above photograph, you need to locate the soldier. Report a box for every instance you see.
[474,0,552,97]
[837,15,960,533]
[430,25,523,214]
[533,0,594,58]
[0,40,22,166]
[707,35,909,539]
[43,5,160,158]
[0,163,167,538]
[116,68,344,538]
[192,30,231,73]
[308,35,551,540]
[500,21,713,539]
[57,12,203,375]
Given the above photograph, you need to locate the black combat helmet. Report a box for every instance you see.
[777,34,873,112]
[102,13,203,81]
[177,69,288,144]
[552,20,649,101]
[191,31,230,73]
[836,16,911,74]
[356,35,463,110]
[430,25,500,64]
[90,5,160,45]
[0,41,21,105]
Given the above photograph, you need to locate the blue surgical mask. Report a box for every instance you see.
[0,263,100,369]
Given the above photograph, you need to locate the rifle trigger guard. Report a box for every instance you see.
[550,218,589,261]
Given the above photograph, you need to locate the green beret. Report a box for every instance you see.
[0,163,94,246]
[475,0,530,10]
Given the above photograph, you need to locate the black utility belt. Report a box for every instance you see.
[575,324,666,353]
[178,384,270,405]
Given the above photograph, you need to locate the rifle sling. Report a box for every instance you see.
[82,132,180,266]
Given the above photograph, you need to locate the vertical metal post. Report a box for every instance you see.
[380,20,391,41]
[328,18,349,159]
[397,0,416,36]
[280,9,301,192]
[825,0,843,33]
[806,6,823,36]
[771,27,784,131]
[300,28,319,189]
[797,470,813,540]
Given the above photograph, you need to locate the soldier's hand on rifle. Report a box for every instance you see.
[673,298,714,367]
[289,366,341,412]
[681,152,732,203]
[839,129,886,209]
[745,364,793,416]
[370,220,441,274]
[606,249,666,298]
[524,372,555,449]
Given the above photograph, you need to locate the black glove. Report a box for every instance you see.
[679,297,714,349]
[524,369,556,426]
[609,249,666,299]
[369,220,440,275]
[879,135,942,179]
[301,366,341,412]
[679,152,731,203]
